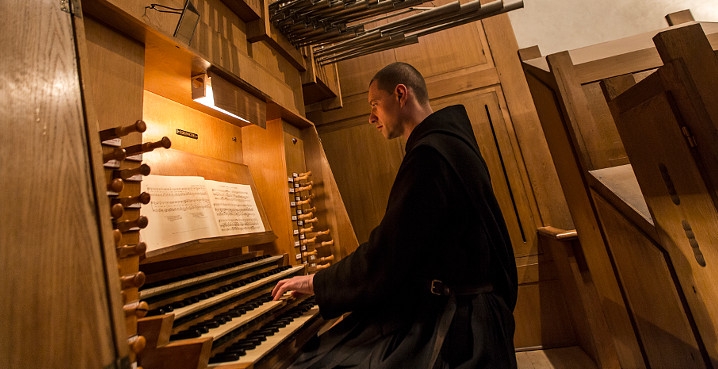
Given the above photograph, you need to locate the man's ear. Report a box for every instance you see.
[395,84,408,102]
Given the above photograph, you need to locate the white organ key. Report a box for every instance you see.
[208,305,320,367]
[140,255,284,299]
[171,265,305,320]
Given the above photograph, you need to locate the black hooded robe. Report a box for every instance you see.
[290,105,518,369]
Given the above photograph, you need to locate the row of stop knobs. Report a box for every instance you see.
[99,120,171,365]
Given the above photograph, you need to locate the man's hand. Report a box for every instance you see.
[271,274,315,300]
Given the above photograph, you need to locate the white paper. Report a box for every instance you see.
[140,175,264,252]
[206,180,265,235]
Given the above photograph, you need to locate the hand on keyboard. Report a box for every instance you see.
[272,275,315,300]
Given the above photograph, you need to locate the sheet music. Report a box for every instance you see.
[206,180,265,235]
[140,175,264,252]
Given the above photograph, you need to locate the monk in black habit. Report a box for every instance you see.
[272,62,518,369]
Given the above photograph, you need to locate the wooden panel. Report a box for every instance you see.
[221,0,262,22]
[85,15,148,352]
[194,0,248,66]
[242,120,294,257]
[580,82,629,168]
[317,118,404,244]
[246,7,306,71]
[433,89,538,258]
[593,193,706,368]
[665,9,695,26]
[608,58,718,365]
[482,11,573,230]
[395,22,489,76]
[87,0,305,118]
[143,90,244,164]
[335,22,490,101]
[514,279,576,349]
[283,126,309,263]
[522,58,646,368]
[302,57,341,106]
[588,165,655,237]
[143,32,270,128]
[335,49,398,99]
[652,24,718,204]
[567,23,718,84]
[539,228,620,369]
[85,18,146,132]
[310,65,501,127]
[516,347,598,369]
[522,21,718,369]
[545,52,610,171]
[300,125,360,258]
[0,0,127,366]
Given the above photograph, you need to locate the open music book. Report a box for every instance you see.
[140,175,265,252]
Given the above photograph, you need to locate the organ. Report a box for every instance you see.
[14,0,718,368]
[81,0,362,366]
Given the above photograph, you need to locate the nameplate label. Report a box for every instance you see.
[176,128,198,139]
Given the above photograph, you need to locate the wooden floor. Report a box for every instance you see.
[516,346,599,369]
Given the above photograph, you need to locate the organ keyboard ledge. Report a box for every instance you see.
[137,254,324,369]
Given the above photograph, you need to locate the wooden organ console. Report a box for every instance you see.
[80,4,359,368]
[19,0,717,368]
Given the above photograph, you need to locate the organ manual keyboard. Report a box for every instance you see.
[125,147,352,369]
[137,254,324,369]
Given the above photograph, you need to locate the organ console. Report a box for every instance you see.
[77,28,355,364]
[18,0,718,368]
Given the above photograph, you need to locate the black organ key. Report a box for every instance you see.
[170,330,202,340]
[208,352,241,364]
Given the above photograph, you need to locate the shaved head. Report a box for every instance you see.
[370,62,429,105]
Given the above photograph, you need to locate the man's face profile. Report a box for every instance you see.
[368,80,403,140]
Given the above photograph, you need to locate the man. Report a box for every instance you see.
[273,62,518,369]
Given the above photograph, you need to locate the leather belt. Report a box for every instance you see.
[429,279,493,296]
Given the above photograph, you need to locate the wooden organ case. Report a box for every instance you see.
[2,0,130,367]
[521,14,718,369]
[4,0,360,368]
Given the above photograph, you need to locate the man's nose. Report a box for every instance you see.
[368,113,377,125]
